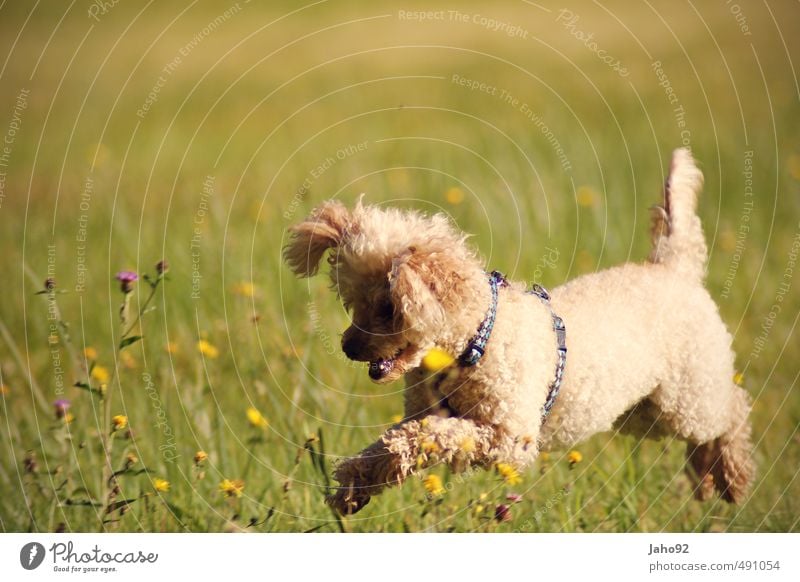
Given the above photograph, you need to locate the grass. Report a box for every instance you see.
[0,0,798,532]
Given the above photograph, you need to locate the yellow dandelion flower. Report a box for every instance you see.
[421,347,455,373]
[194,450,208,464]
[718,229,736,253]
[733,372,744,386]
[91,365,110,384]
[0,384,9,395]
[111,415,128,431]
[390,414,403,424]
[153,478,170,493]
[120,351,136,369]
[567,450,583,465]
[246,407,269,429]
[219,478,245,498]
[474,504,484,515]
[423,474,445,496]
[445,186,465,205]
[496,462,522,485]
[459,437,476,453]
[165,341,179,354]
[576,186,600,208]
[232,282,256,297]
[63,412,75,424]
[197,340,219,359]
[83,346,98,360]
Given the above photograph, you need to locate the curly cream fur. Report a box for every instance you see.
[285,149,755,515]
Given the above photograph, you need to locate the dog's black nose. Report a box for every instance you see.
[341,334,363,360]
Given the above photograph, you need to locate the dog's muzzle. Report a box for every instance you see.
[341,333,365,361]
[342,327,407,382]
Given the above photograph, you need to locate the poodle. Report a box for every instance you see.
[284,148,755,515]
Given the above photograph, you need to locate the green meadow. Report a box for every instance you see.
[0,1,798,532]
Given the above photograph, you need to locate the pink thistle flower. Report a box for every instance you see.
[115,271,138,294]
[495,503,512,522]
[53,399,71,419]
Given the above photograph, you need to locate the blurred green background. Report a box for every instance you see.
[0,0,798,532]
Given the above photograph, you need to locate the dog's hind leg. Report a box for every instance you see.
[686,386,754,503]
[652,373,754,504]
[686,439,723,501]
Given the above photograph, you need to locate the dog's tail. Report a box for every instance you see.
[648,148,707,280]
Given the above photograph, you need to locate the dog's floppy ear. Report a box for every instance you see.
[284,201,350,277]
[389,248,446,331]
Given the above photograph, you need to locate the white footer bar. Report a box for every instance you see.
[2,533,797,581]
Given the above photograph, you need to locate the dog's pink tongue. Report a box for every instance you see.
[369,358,394,380]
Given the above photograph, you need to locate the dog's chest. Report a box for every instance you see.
[417,372,459,418]
[411,369,497,422]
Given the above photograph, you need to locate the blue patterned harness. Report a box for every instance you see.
[458,271,567,422]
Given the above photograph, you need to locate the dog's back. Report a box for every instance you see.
[541,149,754,503]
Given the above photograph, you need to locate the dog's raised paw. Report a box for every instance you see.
[326,487,371,516]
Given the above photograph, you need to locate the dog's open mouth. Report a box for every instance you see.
[368,358,395,381]
[368,345,412,382]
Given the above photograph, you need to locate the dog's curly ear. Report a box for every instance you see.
[389,249,446,331]
[284,201,350,277]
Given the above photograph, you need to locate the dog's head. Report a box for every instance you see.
[284,199,487,383]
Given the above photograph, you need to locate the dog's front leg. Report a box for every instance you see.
[327,415,499,515]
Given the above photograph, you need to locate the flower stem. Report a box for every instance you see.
[121,275,162,340]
